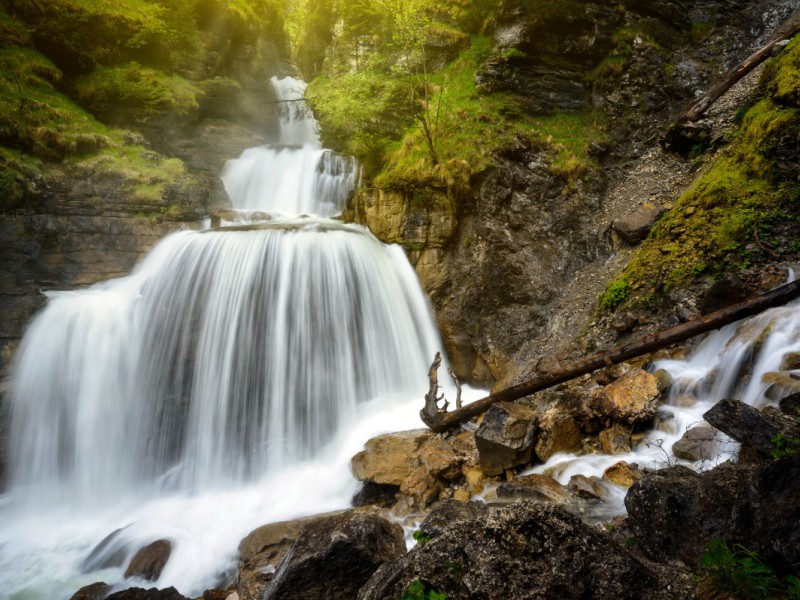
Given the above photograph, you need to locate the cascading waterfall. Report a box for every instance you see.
[0,76,447,599]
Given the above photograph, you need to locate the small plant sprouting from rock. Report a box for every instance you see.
[699,538,800,600]
[397,579,447,600]
[600,279,630,311]
[770,411,800,458]
[623,535,636,550]
[412,530,431,544]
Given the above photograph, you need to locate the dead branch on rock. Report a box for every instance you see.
[420,278,800,433]
[449,367,463,410]
[421,352,445,424]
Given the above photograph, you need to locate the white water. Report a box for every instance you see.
[220,77,359,216]
[527,291,800,514]
[0,76,449,599]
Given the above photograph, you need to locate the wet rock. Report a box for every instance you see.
[497,473,570,503]
[358,501,665,600]
[475,401,538,475]
[262,509,405,600]
[105,588,188,600]
[124,539,172,581]
[599,423,632,455]
[727,454,800,572]
[417,499,486,540]
[779,352,800,371]
[779,393,800,416]
[568,474,606,500]
[80,527,131,573]
[351,430,431,485]
[672,424,719,462]
[238,512,339,600]
[595,368,660,426]
[625,465,733,565]
[704,398,800,457]
[603,461,644,488]
[69,582,111,600]
[352,482,400,508]
[534,410,582,462]
[612,201,664,244]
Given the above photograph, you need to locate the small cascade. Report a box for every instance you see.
[527,293,800,511]
[220,76,359,216]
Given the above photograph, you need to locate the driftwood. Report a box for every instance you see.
[420,278,800,433]
[663,17,800,152]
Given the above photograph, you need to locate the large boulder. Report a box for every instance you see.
[595,368,660,426]
[625,465,736,565]
[534,409,582,462]
[263,509,406,600]
[238,512,341,600]
[350,429,470,509]
[124,540,172,581]
[358,501,666,600]
[704,398,800,457]
[612,201,664,244]
[69,582,111,600]
[474,401,538,475]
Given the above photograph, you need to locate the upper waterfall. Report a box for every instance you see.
[220,76,359,216]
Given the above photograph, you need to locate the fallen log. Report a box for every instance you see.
[420,278,800,433]
[663,18,800,152]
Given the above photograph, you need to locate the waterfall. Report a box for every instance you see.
[0,76,448,599]
[220,77,360,216]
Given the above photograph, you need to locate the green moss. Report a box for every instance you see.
[691,21,712,44]
[762,36,800,106]
[74,62,200,118]
[600,279,630,311]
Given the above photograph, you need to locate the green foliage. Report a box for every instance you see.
[691,21,712,44]
[412,529,431,544]
[623,535,636,550]
[700,539,800,600]
[74,62,200,119]
[397,580,447,600]
[600,280,630,311]
[763,36,800,106]
[770,411,800,458]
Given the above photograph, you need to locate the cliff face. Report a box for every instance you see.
[337,0,800,389]
[0,0,290,376]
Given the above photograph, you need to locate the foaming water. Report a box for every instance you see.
[525,296,800,514]
[220,76,359,215]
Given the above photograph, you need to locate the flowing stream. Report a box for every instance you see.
[0,76,459,599]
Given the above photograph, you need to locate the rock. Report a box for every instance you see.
[105,588,188,600]
[262,509,405,600]
[124,539,172,581]
[599,423,632,455]
[779,352,800,371]
[534,410,582,462]
[596,368,660,426]
[358,501,665,600]
[625,465,734,565]
[474,401,538,475]
[350,430,432,486]
[238,512,338,600]
[613,201,664,244]
[496,473,570,503]
[672,424,719,462]
[352,482,400,508]
[603,462,644,488]
[567,474,606,499]
[726,454,800,572]
[80,527,131,573]
[704,398,800,457]
[417,499,486,540]
[350,429,463,508]
[763,371,800,398]
[779,393,800,416]
[652,369,674,393]
[69,582,111,600]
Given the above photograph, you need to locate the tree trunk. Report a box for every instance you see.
[421,279,800,433]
